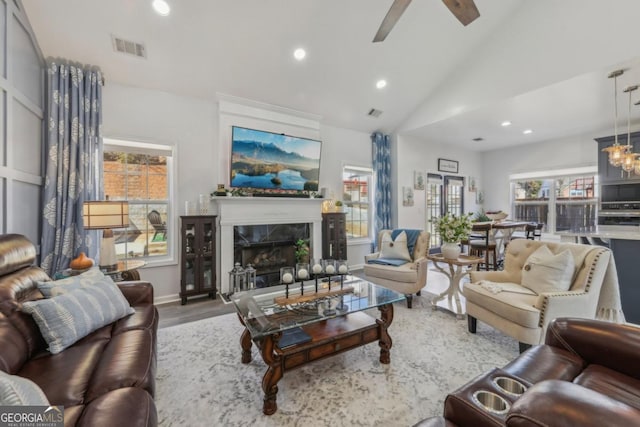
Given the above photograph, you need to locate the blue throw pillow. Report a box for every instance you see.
[22,279,134,354]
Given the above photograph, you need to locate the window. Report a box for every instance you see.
[342,166,372,240]
[103,138,174,263]
[511,168,598,233]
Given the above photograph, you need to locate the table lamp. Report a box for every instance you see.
[83,200,129,271]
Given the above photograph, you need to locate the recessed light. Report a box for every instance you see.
[293,48,306,61]
[523,129,533,134]
[501,121,512,127]
[376,79,387,89]
[152,0,170,16]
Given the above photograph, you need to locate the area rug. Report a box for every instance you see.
[156,297,519,426]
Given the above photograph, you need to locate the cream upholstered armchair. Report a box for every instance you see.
[463,238,623,352]
[363,229,430,308]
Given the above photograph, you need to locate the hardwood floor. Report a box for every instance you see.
[157,265,466,329]
[157,296,235,329]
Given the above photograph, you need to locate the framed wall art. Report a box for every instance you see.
[438,158,459,174]
[402,186,414,206]
[414,171,425,190]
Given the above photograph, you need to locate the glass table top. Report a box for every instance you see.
[230,275,405,339]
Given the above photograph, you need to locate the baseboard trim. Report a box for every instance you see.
[155,294,181,306]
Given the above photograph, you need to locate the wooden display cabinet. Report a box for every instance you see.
[180,215,216,305]
[322,212,347,260]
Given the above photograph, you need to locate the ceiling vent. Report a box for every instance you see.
[111,35,147,59]
[367,108,383,118]
[472,137,484,141]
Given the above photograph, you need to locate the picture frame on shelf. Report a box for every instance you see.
[438,158,459,174]
[414,171,425,190]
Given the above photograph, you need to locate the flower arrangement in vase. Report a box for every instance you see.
[434,213,473,259]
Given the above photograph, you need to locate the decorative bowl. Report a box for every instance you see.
[486,211,508,221]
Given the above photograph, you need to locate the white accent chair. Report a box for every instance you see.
[463,238,616,352]
[363,229,430,308]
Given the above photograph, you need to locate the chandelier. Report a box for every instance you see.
[602,69,640,177]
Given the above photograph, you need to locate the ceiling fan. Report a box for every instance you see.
[372,0,480,43]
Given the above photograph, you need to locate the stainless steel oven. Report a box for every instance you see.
[599,183,640,225]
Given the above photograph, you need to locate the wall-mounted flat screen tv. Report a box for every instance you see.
[230,126,321,191]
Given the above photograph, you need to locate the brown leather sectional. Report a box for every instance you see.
[0,234,158,426]
[416,317,640,427]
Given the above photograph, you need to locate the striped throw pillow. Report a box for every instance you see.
[22,279,134,354]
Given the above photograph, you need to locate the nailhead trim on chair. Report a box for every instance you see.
[537,248,607,328]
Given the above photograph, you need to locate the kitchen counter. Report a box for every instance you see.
[557,225,640,241]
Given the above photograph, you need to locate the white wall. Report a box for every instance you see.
[104,86,376,300]
[102,82,217,302]
[320,124,373,268]
[480,132,599,212]
[396,134,483,229]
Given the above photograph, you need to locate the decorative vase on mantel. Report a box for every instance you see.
[441,242,461,260]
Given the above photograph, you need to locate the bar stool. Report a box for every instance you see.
[468,223,498,271]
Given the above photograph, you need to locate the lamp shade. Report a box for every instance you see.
[83,201,129,230]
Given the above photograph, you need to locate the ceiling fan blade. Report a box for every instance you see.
[442,0,480,26]
[372,0,412,43]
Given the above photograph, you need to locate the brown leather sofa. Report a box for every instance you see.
[415,317,640,427]
[0,234,158,426]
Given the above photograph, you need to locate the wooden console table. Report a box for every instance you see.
[230,277,405,415]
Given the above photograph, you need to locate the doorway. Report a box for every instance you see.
[426,173,465,251]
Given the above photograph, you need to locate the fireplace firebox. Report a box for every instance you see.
[234,223,310,287]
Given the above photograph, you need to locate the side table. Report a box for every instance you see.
[103,259,146,282]
[427,254,482,319]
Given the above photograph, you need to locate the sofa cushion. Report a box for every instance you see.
[502,344,585,384]
[78,387,157,427]
[0,369,49,405]
[18,330,110,407]
[380,231,412,262]
[0,234,37,276]
[521,245,575,294]
[574,364,640,411]
[21,280,134,354]
[463,282,540,328]
[364,262,417,283]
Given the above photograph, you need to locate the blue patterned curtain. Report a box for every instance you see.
[372,132,392,244]
[40,60,103,275]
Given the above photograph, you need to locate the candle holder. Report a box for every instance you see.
[337,260,349,275]
[310,258,323,292]
[296,263,309,296]
[280,266,294,299]
[323,259,336,291]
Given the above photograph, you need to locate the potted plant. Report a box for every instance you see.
[335,200,344,212]
[434,213,473,259]
[294,239,310,263]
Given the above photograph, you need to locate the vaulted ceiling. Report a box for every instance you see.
[21,0,640,151]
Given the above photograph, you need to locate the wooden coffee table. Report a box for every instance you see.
[427,254,482,319]
[230,276,405,415]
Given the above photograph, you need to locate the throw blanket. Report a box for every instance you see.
[392,229,421,258]
[596,254,626,323]
[367,258,409,266]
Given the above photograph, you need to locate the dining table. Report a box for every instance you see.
[471,220,530,257]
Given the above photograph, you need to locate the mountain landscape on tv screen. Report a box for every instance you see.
[231,140,320,191]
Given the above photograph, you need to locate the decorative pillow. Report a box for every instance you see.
[22,279,134,354]
[380,231,412,262]
[0,370,49,405]
[37,267,107,297]
[521,245,575,295]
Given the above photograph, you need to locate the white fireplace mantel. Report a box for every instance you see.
[212,196,324,294]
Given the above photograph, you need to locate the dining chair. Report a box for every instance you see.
[468,223,498,271]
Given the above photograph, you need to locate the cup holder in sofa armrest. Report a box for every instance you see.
[471,390,510,415]
[493,376,528,397]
